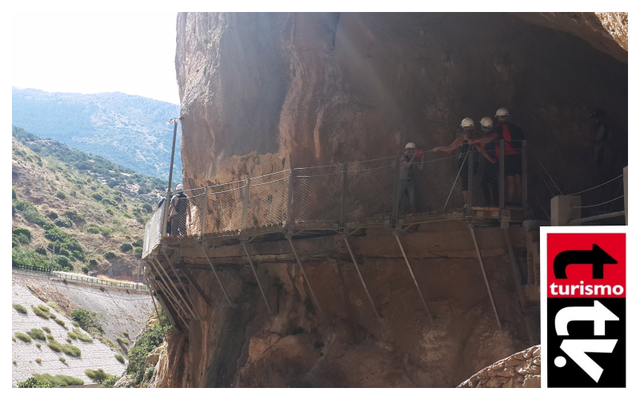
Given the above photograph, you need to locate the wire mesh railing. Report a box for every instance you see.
[143,201,166,258]
[142,141,539,251]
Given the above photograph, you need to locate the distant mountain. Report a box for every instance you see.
[12,87,182,181]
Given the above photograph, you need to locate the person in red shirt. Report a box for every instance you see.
[468,108,525,207]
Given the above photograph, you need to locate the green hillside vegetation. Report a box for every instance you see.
[12,126,164,277]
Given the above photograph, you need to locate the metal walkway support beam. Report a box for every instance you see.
[199,241,236,307]
[148,257,190,328]
[288,236,330,329]
[468,224,501,329]
[392,231,434,323]
[162,248,201,320]
[342,235,385,323]
[503,227,534,345]
[241,241,273,314]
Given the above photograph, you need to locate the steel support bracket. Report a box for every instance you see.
[341,234,386,324]
[199,239,237,308]
[241,240,273,314]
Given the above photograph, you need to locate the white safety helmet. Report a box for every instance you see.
[176,183,184,192]
[480,116,493,131]
[460,117,474,129]
[495,107,509,120]
[405,142,417,150]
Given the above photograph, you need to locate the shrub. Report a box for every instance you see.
[100,375,119,388]
[45,210,59,220]
[55,191,66,200]
[14,233,30,244]
[42,326,51,334]
[142,203,153,213]
[59,356,66,363]
[92,193,103,201]
[81,266,89,274]
[85,368,114,383]
[104,252,117,260]
[35,245,48,255]
[54,218,73,228]
[36,343,42,349]
[12,247,48,268]
[115,354,125,364]
[134,247,143,259]
[32,373,83,387]
[47,341,62,352]
[145,366,155,381]
[72,328,93,343]
[123,212,134,219]
[15,332,32,342]
[17,377,53,388]
[119,243,133,252]
[67,332,78,340]
[132,238,144,247]
[12,240,18,248]
[12,187,17,199]
[46,334,54,340]
[54,318,66,327]
[31,305,50,319]
[38,304,50,312]
[71,309,104,335]
[100,227,112,237]
[88,259,98,266]
[35,358,42,364]
[12,304,28,314]
[126,318,170,384]
[47,301,62,313]
[61,343,81,357]
[12,227,31,241]
[54,255,71,271]
[86,226,100,234]
[28,328,46,340]
[116,337,129,345]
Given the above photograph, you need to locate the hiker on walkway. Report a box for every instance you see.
[432,118,495,209]
[468,108,525,206]
[168,184,191,236]
[397,142,424,214]
[478,117,499,207]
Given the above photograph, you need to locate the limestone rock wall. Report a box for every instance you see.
[457,345,541,388]
[175,12,627,208]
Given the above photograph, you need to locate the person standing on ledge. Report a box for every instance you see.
[432,118,495,209]
[168,183,191,236]
[468,108,525,207]
[397,142,424,214]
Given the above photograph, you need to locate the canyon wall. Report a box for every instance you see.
[165,12,627,387]
[175,12,627,207]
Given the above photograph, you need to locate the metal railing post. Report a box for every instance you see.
[242,178,251,232]
[201,187,208,239]
[522,140,527,211]
[341,162,348,229]
[499,139,505,210]
[286,168,294,225]
[392,155,401,222]
[468,150,474,209]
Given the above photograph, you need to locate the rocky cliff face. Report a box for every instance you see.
[166,12,628,387]
[176,12,627,202]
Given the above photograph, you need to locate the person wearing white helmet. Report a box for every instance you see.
[478,117,499,206]
[432,117,494,208]
[168,183,192,236]
[398,142,424,214]
[468,108,525,206]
